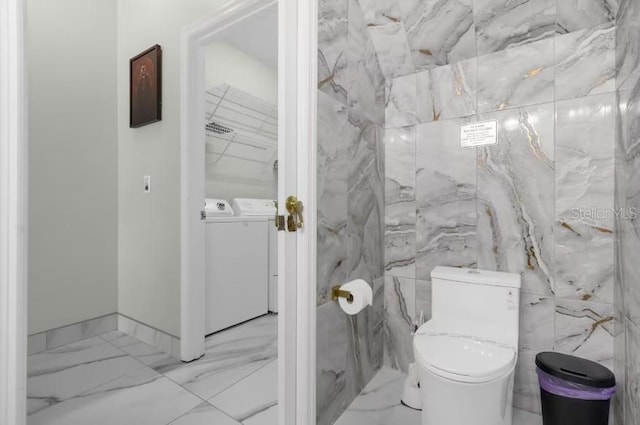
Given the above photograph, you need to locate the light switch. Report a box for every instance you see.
[144,175,151,193]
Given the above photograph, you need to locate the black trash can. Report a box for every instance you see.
[536,352,616,425]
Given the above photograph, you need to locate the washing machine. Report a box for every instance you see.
[204,198,277,335]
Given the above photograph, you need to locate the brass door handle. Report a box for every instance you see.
[274,201,285,230]
[285,195,304,231]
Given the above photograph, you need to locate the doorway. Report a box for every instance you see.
[0,0,317,424]
[179,0,317,424]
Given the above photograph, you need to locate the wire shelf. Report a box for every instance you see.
[205,84,277,172]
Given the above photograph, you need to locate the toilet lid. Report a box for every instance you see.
[414,334,516,383]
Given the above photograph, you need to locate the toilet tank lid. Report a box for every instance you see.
[431,267,521,288]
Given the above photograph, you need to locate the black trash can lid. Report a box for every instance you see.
[535,352,615,388]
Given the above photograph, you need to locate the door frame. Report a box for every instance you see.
[0,0,28,424]
[179,0,317,424]
[0,0,318,423]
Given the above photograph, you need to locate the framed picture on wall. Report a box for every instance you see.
[129,44,162,128]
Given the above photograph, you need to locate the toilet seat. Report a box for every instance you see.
[414,333,516,384]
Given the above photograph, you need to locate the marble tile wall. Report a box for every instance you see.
[379,0,620,417]
[615,1,640,423]
[317,1,386,424]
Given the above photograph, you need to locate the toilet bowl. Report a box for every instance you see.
[413,267,521,425]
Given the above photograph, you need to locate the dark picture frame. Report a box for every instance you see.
[129,44,162,128]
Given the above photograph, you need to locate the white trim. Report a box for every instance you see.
[118,314,180,359]
[179,0,279,362]
[295,0,318,424]
[278,0,299,423]
[181,1,317,423]
[0,0,28,424]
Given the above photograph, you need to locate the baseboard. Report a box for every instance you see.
[117,314,181,359]
[27,313,118,355]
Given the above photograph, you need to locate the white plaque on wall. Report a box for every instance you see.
[460,120,498,148]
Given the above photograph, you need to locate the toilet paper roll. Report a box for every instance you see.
[338,279,373,315]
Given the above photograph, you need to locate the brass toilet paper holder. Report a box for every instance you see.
[332,286,354,303]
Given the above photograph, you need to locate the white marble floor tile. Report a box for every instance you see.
[335,367,420,425]
[101,330,176,368]
[28,316,279,425]
[27,336,146,415]
[243,404,278,425]
[334,367,543,425]
[209,360,278,423]
[27,366,202,425]
[158,315,277,401]
[169,402,242,425]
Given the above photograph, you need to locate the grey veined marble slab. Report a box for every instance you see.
[625,319,640,425]
[477,103,555,296]
[317,91,353,304]
[616,86,640,326]
[386,59,477,127]
[477,37,554,113]
[316,301,358,425]
[616,0,640,90]
[555,25,616,101]
[416,58,477,122]
[557,0,617,33]
[383,275,415,372]
[513,295,554,413]
[347,120,385,284]
[474,0,556,56]
[316,287,383,425]
[555,94,616,303]
[359,0,415,78]
[318,0,349,105]
[401,0,476,70]
[385,73,418,128]
[554,299,615,371]
[348,0,385,125]
[513,349,543,414]
[384,126,416,278]
[415,118,477,280]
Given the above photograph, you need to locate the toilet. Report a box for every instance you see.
[413,266,521,425]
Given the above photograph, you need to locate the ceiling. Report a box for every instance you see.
[217,4,278,71]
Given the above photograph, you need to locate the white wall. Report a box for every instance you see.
[205,41,278,201]
[27,0,118,334]
[117,0,233,337]
[205,42,277,105]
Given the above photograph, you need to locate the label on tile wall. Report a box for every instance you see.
[460,120,498,148]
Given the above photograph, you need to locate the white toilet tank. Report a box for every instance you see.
[430,267,521,347]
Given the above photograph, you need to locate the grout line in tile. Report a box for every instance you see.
[28,338,152,417]
[207,357,278,404]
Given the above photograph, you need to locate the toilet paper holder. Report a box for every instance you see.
[332,286,354,303]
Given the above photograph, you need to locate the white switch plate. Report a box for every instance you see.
[144,175,151,193]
